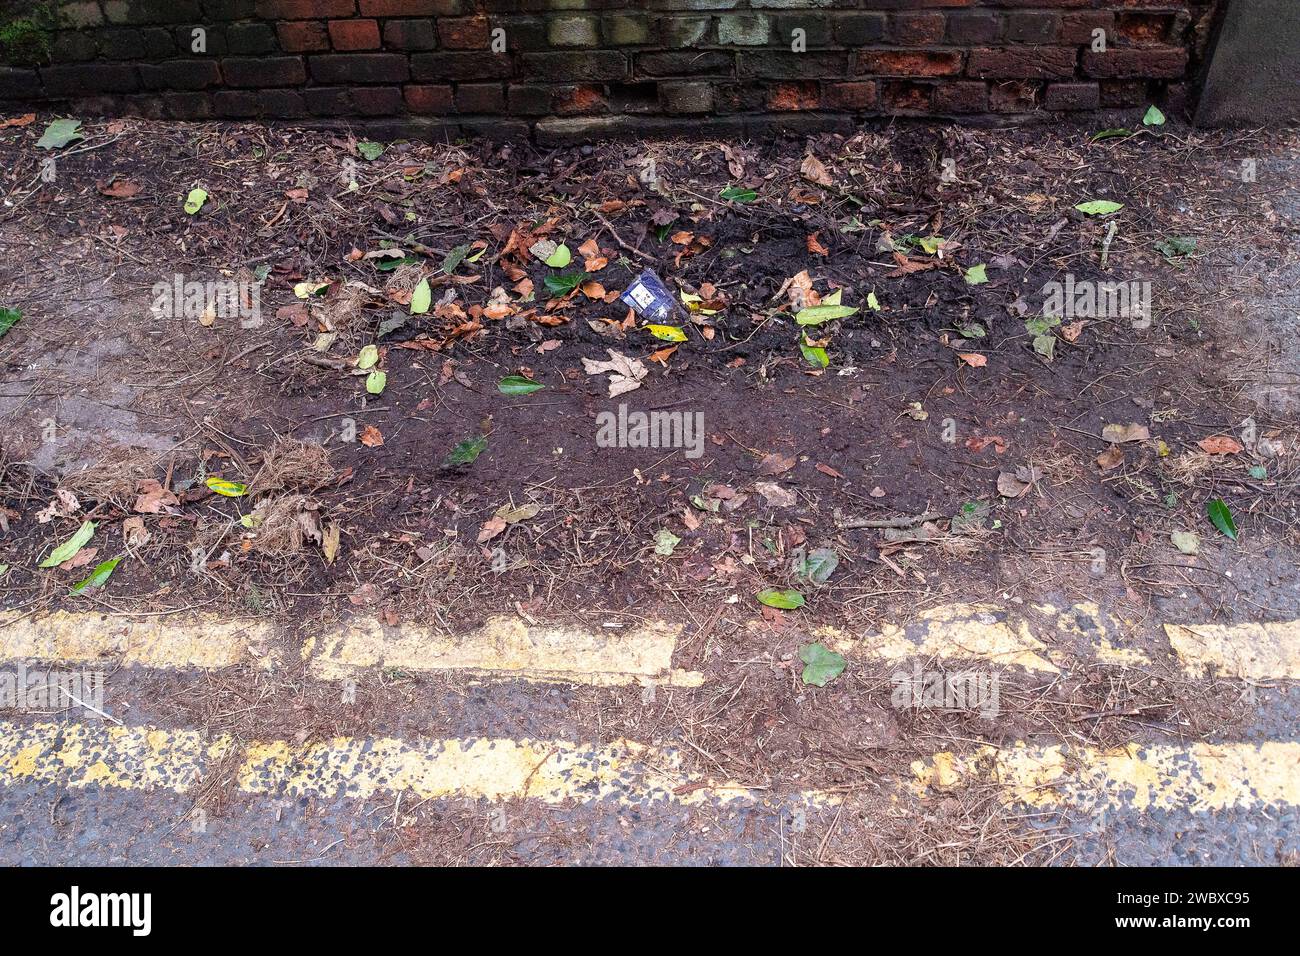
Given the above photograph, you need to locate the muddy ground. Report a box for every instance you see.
[1,111,1297,864]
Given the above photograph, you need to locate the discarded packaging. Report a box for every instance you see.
[619,269,679,323]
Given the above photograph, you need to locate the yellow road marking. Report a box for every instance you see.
[304,616,704,687]
[913,741,1300,812]
[0,720,773,806]
[0,611,276,670]
[1165,621,1300,680]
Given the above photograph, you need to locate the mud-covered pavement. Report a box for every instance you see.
[1,112,1298,866]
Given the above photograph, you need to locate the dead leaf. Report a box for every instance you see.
[97,179,141,198]
[815,463,845,479]
[0,113,35,128]
[800,153,832,186]
[758,452,796,476]
[958,352,987,368]
[359,425,384,447]
[132,479,178,514]
[997,466,1041,498]
[1197,435,1243,455]
[123,515,150,548]
[755,481,797,508]
[806,232,829,256]
[1096,446,1126,472]
[322,521,340,564]
[1101,423,1150,444]
[477,516,507,543]
[582,349,648,397]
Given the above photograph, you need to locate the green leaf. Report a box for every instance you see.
[40,521,96,569]
[866,291,881,311]
[36,118,84,150]
[796,304,859,326]
[441,244,471,275]
[1170,530,1200,555]
[799,642,846,687]
[957,322,985,339]
[410,278,431,315]
[1206,498,1237,540]
[498,375,544,395]
[205,477,247,497]
[70,557,121,595]
[366,370,387,395]
[544,243,572,268]
[1032,335,1056,362]
[964,264,988,286]
[0,307,20,340]
[357,142,384,161]
[720,186,757,203]
[1090,128,1134,142]
[1024,315,1060,336]
[543,272,586,297]
[356,344,379,370]
[1143,105,1166,127]
[443,436,487,468]
[1075,200,1123,216]
[183,188,208,215]
[797,547,839,585]
[646,324,687,342]
[756,588,805,610]
[1249,465,1267,480]
[653,529,681,556]
[800,340,828,368]
[1154,236,1197,262]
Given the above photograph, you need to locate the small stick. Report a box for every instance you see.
[838,511,943,530]
[592,211,656,263]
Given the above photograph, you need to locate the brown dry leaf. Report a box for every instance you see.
[800,153,833,186]
[888,252,937,276]
[538,339,562,353]
[122,515,149,548]
[670,231,694,245]
[0,113,35,128]
[1197,435,1243,455]
[581,281,606,300]
[277,303,310,327]
[585,256,608,272]
[648,344,678,366]
[359,425,384,447]
[682,508,701,531]
[59,547,98,572]
[322,521,340,565]
[513,277,534,298]
[997,466,1041,498]
[578,239,600,258]
[477,516,507,543]
[284,188,309,203]
[966,435,1009,454]
[1060,321,1087,343]
[1097,446,1126,472]
[759,452,796,475]
[958,352,987,368]
[755,481,797,508]
[816,463,845,479]
[133,479,179,514]
[806,232,829,256]
[870,486,886,498]
[1101,423,1150,443]
[97,179,141,198]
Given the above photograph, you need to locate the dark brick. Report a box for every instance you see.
[382,20,437,51]
[120,95,167,119]
[856,50,963,77]
[310,53,409,83]
[0,67,41,99]
[225,22,278,54]
[212,89,261,116]
[140,60,222,90]
[1044,81,1099,110]
[223,56,306,87]
[259,88,306,117]
[360,0,462,15]
[825,80,877,110]
[163,90,212,117]
[257,0,356,18]
[98,29,146,60]
[989,80,1041,113]
[520,52,627,82]
[141,28,177,58]
[40,63,139,95]
[835,13,886,46]
[176,25,228,56]
[891,13,946,46]
[659,81,710,115]
[329,19,382,51]
[882,80,932,112]
[1082,48,1186,79]
[106,0,202,24]
[497,17,548,51]
[967,47,1075,79]
[776,15,832,49]
[946,12,1000,45]
[201,1,258,20]
[506,84,551,116]
[739,51,848,80]
[1099,79,1149,108]
[304,86,354,115]
[1060,12,1112,46]
[352,86,402,114]
[51,33,100,64]
[934,80,988,113]
[1005,12,1058,44]
[456,82,505,113]
[1117,13,1174,47]
[439,16,489,50]
[277,22,329,53]
[636,51,732,78]
[411,52,510,81]
[405,84,453,114]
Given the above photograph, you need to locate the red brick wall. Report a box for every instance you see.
[0,1,1223,141]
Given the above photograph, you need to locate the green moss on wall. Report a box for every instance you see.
[0,2,55,67]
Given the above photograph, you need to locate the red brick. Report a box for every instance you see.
[989,80,1040,113]
[439,16,489,50]
[554,85,606,115]
[359,0,461,14]
[967,47,1076,79]
[277,21,328,53]
[856,51,963,77]
[1116,13,1173,46]
[455,83,505,114]
[1044,81,1099,110]
[882,80,932,112]
[767,82,819,111]
[257,0,355,19]
[328,19,380,51]
[934,80,988,113]
[1060,13,1113,46]
[891,13,946,46]
[404,83,452,114]
[1083,47,1186,79]
[825,81,877,111]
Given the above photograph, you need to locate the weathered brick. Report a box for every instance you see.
[256,0,355,19]
[825,80,877,110]
[1005,12,1058,45]
[99,29,146,60]
[412,52,510,81]
[201,1,258,21]
[405,84,453,113]
[59,2,105,29]
[554,84,607,115]
[766,81,818,112]
[718,14,771,46]
[141,28,178,58]
[506,84,551,115]
[637,51,732,78]
[740,51,847,80]
[162,91,212,118]
[359,0,462,15]
[454,82,503,113]
[882,80,932,112]
[891,13,946,46]
[1117,13,1174,47]
[1044,81,1099,110]
[967,47,1075,79]
[105,0,202,24]
[304,86,354,114]
[0,67,42,99]
[1060,12,1112,46]
[440,16,489,49]
[1082,47,1186,79]
[51,33,100,63]
[497,17,548,51]
[223,56,306,87]
[212,89,261,116]
[659,80,712,114]
[777,14,831,49]
[140,59,222,90]
[548,16,598,48]
[277,21,329,53]
[40,62,139,95]
[521,52,626,82]
[856,50,963,77]
[383,20,437,51]
[1099,79,1148,108]
[352,86,402,114]
[934,80,988,113]
[329,19,381,51]
[989,79,1040,113]
[225,22,278,54]
[660,17,711,48]
[259,88,306,117]
[604,15,651,46]
[311,53,408,83]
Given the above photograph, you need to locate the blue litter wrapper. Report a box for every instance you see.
[619,269,678,323]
